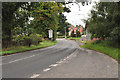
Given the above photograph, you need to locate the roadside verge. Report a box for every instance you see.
[1,40,57,56]
[80,41,119,61]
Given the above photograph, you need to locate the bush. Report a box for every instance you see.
[92,40,101,44]
[90,34,98,40]
[30,34,42,46]
[24,37,32,47]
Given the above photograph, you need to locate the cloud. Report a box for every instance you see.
[63,0,97,27]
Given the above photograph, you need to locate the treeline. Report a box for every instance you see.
[86,2,120,47]
[2,2,70,48]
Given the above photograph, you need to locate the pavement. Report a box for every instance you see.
[38,40,118,78]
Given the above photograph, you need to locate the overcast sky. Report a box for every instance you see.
[63,0,99,27]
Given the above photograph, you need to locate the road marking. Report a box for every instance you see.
[63,59,66,60]
[49,64,58,67]
[8,55,35,64]
[56,60,63,64]
[43,68,51,72]
[30,74,40,78]
[1,55,36,65]
[2,45,57,58]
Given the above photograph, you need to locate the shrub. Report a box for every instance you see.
[92,40,101,44]
[30,34,42,46]
[24,37,32,47]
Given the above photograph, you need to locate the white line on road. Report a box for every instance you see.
[1,55,36,65]
[49,64,58,67]
[43,68,51,72]
[8,55,35,64]
[30,74,40,78]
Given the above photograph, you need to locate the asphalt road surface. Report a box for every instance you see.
[2,39,118,78]
[2,39,79,78]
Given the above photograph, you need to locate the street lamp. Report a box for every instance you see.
[64,27,66,39]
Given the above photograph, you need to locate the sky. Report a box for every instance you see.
[29,0,99,27]
[63,0,99,27]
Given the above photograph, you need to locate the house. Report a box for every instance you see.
[68,25,83,36]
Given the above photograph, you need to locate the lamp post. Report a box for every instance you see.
[64,27,66,39]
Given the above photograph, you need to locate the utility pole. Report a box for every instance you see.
[64,27,66,39]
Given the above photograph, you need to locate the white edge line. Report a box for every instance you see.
[49,64,58,67]
[43,68,51,72]
[30,74,40,78]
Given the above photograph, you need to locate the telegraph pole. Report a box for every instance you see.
[64,27,66,39]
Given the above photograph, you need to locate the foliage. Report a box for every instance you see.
[2,2,70,48]
[2,2,32,40]
[11,27,42,47]
[86,2,120,44]
[57,13,71,35]
[31,2,64,41]
[2,40,57,55]
[30,34,42,45]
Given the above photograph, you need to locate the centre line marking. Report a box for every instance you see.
[6,55,36,64]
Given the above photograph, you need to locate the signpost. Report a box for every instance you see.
[48,30,53,39]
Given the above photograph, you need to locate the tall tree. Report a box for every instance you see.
[32,2,64,40]
[86,2,120,42]
[2,2,33,47]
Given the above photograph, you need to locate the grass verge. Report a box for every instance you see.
[81,41,120,61]
[57,36,65,38]
[67,37,81,40]
[1,40,57,56]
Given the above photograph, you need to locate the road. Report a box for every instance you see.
[2,39,118,78]
[2,39,79,78]
[38,47,118,78]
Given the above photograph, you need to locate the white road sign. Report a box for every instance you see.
[48,30,53,38]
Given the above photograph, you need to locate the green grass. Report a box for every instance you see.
[80,40,87,44]
[67,37,81,40]
[1,40,57,55]
[81,40,120,61]
[57,36,65,38]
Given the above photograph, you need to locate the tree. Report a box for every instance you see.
[86,2,120,43]
[2,2,33,47]
[2,2,71,48]
[31,2,64,41]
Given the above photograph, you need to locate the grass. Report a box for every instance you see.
[57,36,65,38]
[80,40,87,44]
[81,40,120,61]
[1,40,57,55]
[67,37,81,40]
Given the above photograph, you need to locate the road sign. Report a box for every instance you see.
[48,30,53,38]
